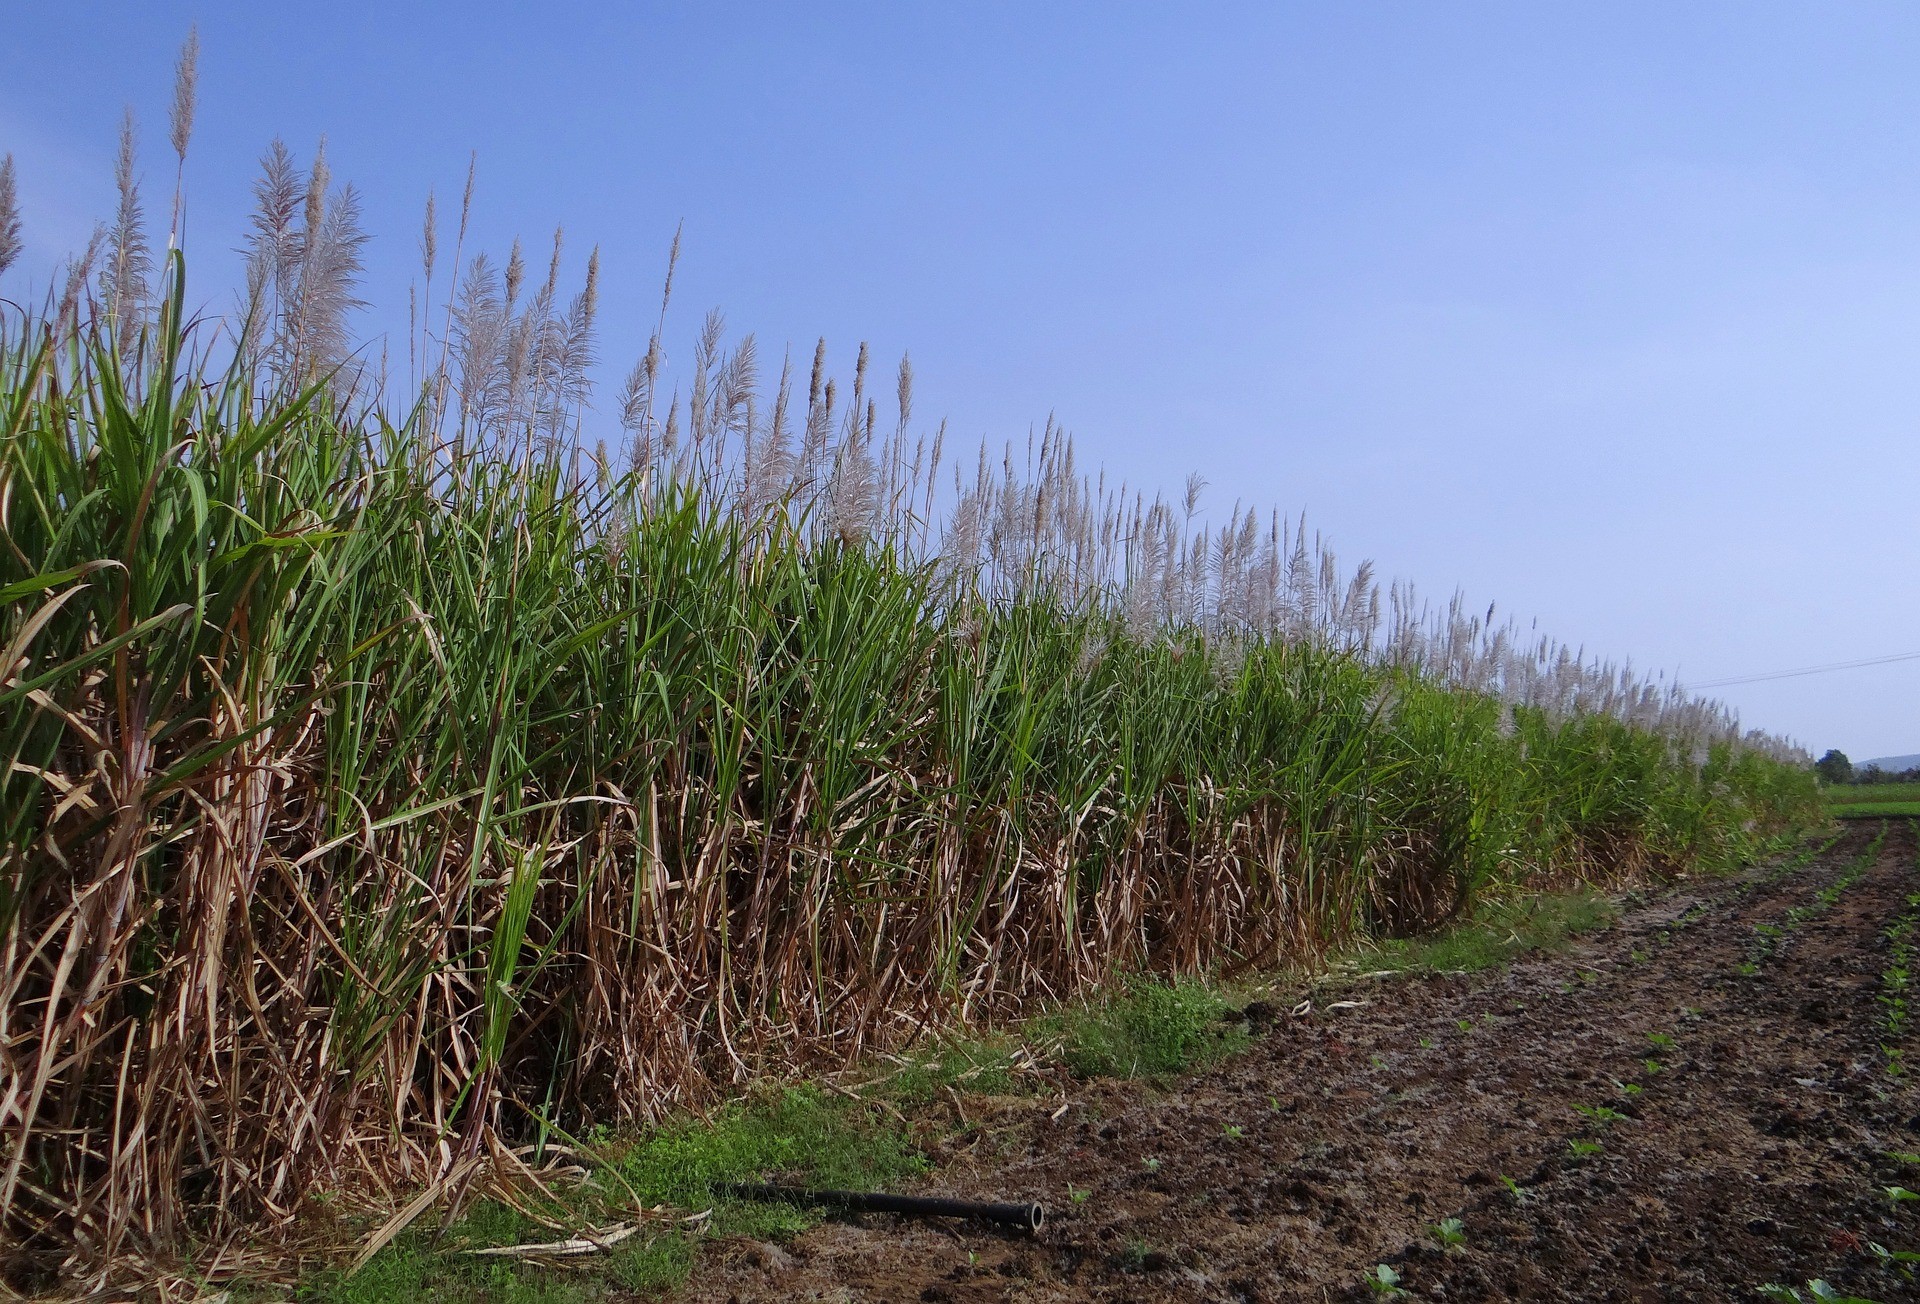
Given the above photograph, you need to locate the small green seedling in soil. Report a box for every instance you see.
[1364,1263,1408,1297]
[1886,1151,1920,1166]
[1574,1103,1625,1127]
[1498,1174,1533,1204]
[1614,1079,1643,1096]
[1457,1019,1474,1034]
[1142,1156,1161,1172]
[1419,1037,1435,1050]
[1222,1124,1244,1140]
[1568,1139,1604,1159]
[1371,1054,1387,1070]
[1068,1185,1091,1204]
[1643,1058,1665,1075]
[1646,1032,1676,1050]
[1885,1185,1919,1203]
[1430,1217,1467,1250]
[1869,1240,1920,1273]
[1758,1282,1882,1304]
[1631,949,1649,964]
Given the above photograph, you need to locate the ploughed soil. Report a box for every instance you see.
[682,822,1920,1302]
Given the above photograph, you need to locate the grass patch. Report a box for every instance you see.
[1826,783,1920,819]
[307,1087,923,1304]
[1831,801,1920,819]
[614,1086,927,1237]
[1039,976,1248,1079]
[308,1213,696,1304]
[1359,888,1618,975]
[871,1031,1032,1102]
[1828,783,1920,804]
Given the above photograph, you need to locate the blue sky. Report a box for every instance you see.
[5,3,1919,758]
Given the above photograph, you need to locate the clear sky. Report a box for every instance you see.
[5,3,1918,759]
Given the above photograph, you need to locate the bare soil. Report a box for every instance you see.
[683,822,1920,1302]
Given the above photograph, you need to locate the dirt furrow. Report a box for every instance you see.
[686,824,1920,1302]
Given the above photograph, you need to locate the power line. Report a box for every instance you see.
[1689,649,1920,690]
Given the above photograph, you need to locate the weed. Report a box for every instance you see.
[607,1236,698,1294]
[1568,1139,1604,1159]
[1046,978,1245,1080]
[1573,1103,1625,1127]
[1222,1124,1244,1140]
[880,1034,1029,1101]
[616,1087,925,1238]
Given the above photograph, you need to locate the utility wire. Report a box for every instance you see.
[1689,649,1920,690]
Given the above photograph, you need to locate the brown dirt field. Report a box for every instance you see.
[679,821,1920,1302]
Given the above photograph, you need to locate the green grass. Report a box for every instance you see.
[1039,976,1249,1080]
[1826,783,1920,819]
[871,1032,1031,1102]
[1831,801,1920,819]
[614,1087,927,1235]
[308,1087,924,1304]
[1357,887,1618,974]
[1829,783,1920,804]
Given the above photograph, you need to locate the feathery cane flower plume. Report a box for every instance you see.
[102,109,151,353]
[504,235,525,306]
[166,26,198,248]
[169,28,199,164]
[57,225,106,336]
[0,155,20,279]
[421,189,437,284]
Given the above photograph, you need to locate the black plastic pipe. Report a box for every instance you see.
[716,1182,1045,1233]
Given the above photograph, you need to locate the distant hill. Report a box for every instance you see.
[1861,754,1920,771]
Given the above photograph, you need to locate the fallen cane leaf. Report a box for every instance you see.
[465,1223,639,1258]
